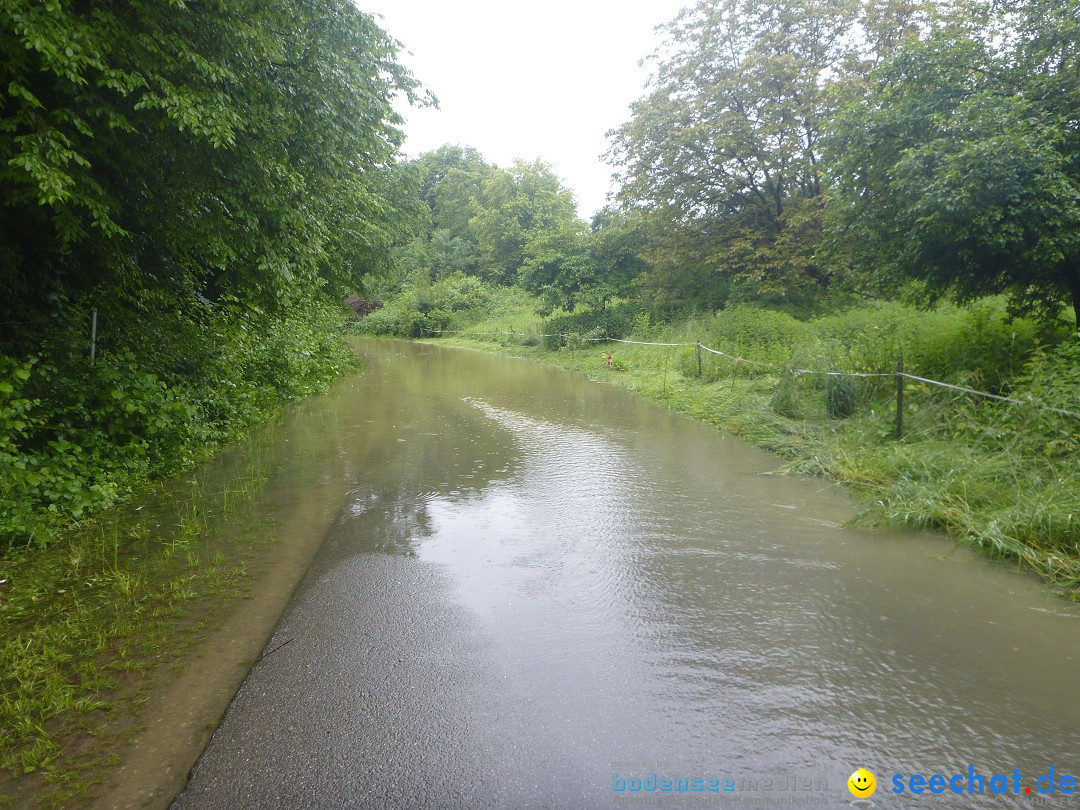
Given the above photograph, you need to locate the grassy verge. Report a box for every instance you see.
[421,298,1080,596]
[0,444,279,808]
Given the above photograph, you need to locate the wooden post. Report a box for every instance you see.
[696,341,703,377]
[90,308,98,365]
[896,353,904,440]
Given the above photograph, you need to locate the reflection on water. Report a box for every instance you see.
[177,339,1080,809]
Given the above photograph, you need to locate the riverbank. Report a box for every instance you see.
[424,319,1080,596]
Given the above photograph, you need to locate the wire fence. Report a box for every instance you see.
[421,326,1080,427]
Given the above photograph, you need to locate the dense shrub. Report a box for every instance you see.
[996,335,1080,462]
[354,273,503,337]
[695,298,1067,392]
[810,298,1066,389]
[710,305,811,365]
[824,375,859,418]
[0,298,357,550]
[543,302,642,347]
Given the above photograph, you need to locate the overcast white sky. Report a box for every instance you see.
[361,0,688,219]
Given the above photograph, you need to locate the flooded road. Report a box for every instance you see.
[174,339,1080,809]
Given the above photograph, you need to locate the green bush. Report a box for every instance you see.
[809,298,1066,389]
[710,305,811,367]
[770,370,803,418]
[354,273,507,337]
[0,297,357,550]
[544,301,642,341]
[693,298,1066,394]
[542,331,565,350]
[997,335,1080,461]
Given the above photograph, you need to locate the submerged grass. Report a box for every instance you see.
[0,446,273,808]
[427,299,1080,596]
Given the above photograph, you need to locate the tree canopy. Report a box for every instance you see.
[469,159,580,285]
[604,0,1057,316]
[395,149,583,286]
[0,0,434,549]
[608,0,861,301]
[824,0,1080,325]
[0,0,426,347]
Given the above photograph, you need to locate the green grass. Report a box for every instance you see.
[0,452,272,807]
[425,297,1080,596]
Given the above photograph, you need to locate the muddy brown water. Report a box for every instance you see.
[110,339,1079,808]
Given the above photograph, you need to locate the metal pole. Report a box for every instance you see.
[896,353,904,440]
[696,341,703,377]
[90,309,98,364]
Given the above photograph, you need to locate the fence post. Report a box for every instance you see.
[895,353,904,440]
[90,308,98,365]
[696,341,703,377]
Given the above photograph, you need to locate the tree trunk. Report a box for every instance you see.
[1067,260,1080,332]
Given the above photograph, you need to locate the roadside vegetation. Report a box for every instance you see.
[0,1,422,551]
[0,301,358,552]
[0,456,272,806]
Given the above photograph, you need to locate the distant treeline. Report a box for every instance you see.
[373,0,1078,333]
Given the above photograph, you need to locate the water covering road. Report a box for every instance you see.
[173,339,1080,809]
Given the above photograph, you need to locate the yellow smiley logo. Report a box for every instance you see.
[848,768,877,798]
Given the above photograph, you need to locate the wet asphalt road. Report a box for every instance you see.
[174,550,528,808]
